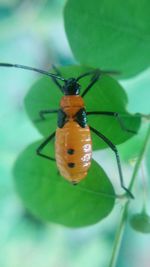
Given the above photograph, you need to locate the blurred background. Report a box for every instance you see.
[0,0,150,267]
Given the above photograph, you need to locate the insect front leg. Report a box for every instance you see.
[90,126,134,199]
[77,68,120,97]
[36,131,56,161]
[81,70,101,97]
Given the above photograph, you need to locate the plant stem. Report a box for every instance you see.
[109,124,150,267]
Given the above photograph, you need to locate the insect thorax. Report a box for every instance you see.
[58,96,87,128]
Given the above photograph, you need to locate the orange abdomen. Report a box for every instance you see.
[55,121,92,183]
[55,95,92,183]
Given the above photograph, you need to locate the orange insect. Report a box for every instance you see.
[55,95,92,184]
[0,63,134,198]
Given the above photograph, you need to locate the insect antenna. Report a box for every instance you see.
[0,63,67,82]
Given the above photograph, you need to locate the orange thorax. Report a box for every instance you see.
[60,95,85,118]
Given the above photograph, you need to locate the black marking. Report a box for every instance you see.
[68,162,75,168]
[57,109,67,128]
[67,148,75,155]
[75,108,87,128]
[72,181,78,185]
[63,78,81,95]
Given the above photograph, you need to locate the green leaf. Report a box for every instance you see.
[119,125,148,162]
[123,69,150,115]
[119,70,150,161]
[64,0,150,78]
[130,212,150,233]
[13,140,115,228]
[24,65,141,150]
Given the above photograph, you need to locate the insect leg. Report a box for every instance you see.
[76,69,120,81]
[36,131,56,161]
[90,126,134,199]
[87,111,137,134]
[77,69,120,97]
[81,71,101,97]
[35,109,58,122]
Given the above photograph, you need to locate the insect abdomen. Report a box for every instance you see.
[55,121,92,183]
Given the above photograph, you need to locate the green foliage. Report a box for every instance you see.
[13,65,141,227]
[12,0,148,236]
[24,65,140,151]
[1,0,149,265]
[64,0,150,78]
[13,141,115,228]
[119,70,150,161]
[130,212,150,233]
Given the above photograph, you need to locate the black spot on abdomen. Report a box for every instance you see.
[68,162,75,168]
[67,148,75,155]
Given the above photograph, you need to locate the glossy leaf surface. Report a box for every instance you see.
[13,141,115,228]
[64,0,150,78]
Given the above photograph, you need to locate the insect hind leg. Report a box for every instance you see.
[90,126,134,199]
[36,132,56,161]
